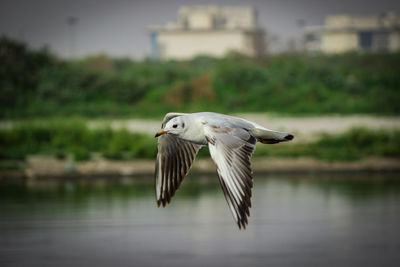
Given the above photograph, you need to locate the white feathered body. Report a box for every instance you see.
[155,111,294,229]
[173,112,290,145]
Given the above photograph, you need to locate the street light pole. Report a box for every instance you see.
[67,16,79,58]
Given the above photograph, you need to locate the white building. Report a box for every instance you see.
[148,6,266,60]
[303,12,400,53]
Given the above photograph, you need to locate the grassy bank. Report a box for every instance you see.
[254,128,400,161]
[0,119,157,161]
[1,119,399,162]
[1,36,400,119]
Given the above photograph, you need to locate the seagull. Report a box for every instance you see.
[154,112,294,229]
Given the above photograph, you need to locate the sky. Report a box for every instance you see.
[1,0,399,59]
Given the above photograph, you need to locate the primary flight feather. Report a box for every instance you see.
[154,112,294,229]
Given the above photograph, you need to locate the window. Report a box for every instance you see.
[358,31,372,50]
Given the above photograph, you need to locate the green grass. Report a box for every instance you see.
[0,119,399,162]
[0,119,157,161]
[254,127,400,161]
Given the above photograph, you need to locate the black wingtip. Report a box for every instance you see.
[237,222,247,230]
[157,199,167,208]
[285,134,294,141]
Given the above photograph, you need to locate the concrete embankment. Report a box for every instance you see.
[1,156,399,181]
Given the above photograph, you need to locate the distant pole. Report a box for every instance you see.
[150,32,159,60]
[67,16,79,58]
[296,19,306,52]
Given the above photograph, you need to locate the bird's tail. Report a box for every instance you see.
[250,128,294,144]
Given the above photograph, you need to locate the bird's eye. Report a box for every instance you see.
[182,123,185,128]
[172,124,178,128]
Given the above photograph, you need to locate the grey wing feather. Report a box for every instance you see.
[205,126,256,229]
[203,112,255,130]
[155,113,202,207]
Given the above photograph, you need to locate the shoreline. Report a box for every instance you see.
[1,156,399,181]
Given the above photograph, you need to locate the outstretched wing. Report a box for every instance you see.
[155,113,202,207]
[205,125,256,229]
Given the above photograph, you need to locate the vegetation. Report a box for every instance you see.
[1,36,400,119]
[254,127,400,161]
[0,119,157,161]
[0,119,399,162]
[1,37,399,166]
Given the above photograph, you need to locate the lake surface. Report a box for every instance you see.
[1,173,400,267]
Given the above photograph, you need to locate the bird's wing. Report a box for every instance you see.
[204,124,256,229]
[155,113,202,207]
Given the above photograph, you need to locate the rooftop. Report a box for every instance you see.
[149,6,260,32]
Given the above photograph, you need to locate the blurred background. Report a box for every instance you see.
[1,1,400,266]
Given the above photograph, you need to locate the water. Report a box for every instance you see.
[1,173,400,267]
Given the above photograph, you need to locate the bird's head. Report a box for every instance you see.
[155,116,186,137]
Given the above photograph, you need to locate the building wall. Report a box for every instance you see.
[157,31,251,59]
[149,6,264,59]
[325,15,379,29]
[184,10,215,29]
[390,32,400,50]
[304,12,400,53]
[178,6,256,30]
[321,32,358,53]
[219,7,255,28]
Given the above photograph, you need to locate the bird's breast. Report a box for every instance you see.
[180,125,207,145]
[181,131,207,145]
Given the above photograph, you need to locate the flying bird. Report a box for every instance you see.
[154,112,294,229]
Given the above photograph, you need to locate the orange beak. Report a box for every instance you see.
[155,130,168,137]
